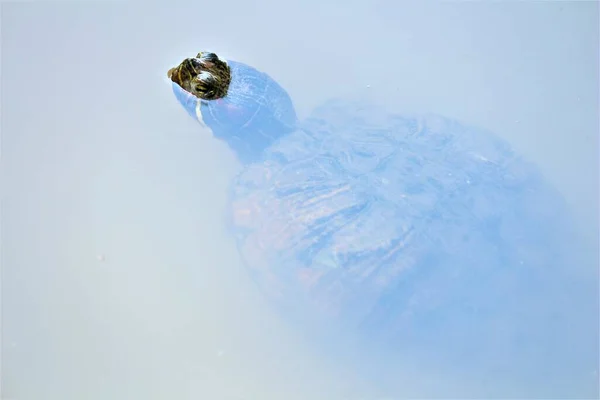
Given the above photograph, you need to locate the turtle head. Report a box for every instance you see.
[168,51,298,164]
[168,52,231,100]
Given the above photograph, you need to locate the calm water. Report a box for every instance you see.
[2,2,598,399]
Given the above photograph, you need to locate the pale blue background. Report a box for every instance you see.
[2,2,598,399]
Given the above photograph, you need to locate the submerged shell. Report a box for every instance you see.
[229,99,583,356]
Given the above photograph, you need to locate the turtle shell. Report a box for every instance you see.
[228,99,587,362]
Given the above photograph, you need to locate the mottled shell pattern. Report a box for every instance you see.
[230,99,574,338]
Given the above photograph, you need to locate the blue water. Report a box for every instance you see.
[3,2,598,399]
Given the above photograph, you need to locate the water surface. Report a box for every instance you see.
[2,2,598,399]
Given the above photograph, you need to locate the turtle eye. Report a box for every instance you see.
[199,52,219,63]
[190,58,202,68]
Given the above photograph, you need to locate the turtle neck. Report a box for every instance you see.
[199,60,299,165]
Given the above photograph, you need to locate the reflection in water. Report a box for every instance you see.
[2,2,598,400]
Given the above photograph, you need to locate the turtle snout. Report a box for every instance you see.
[168,59,197,87]
[167,66,184,87]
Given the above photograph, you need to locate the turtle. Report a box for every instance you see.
[167,52,598,396]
